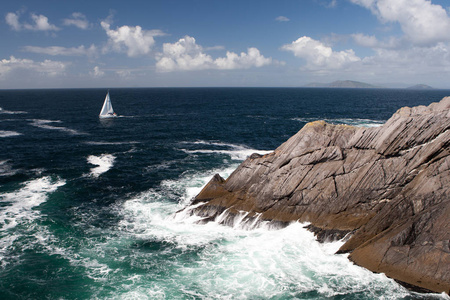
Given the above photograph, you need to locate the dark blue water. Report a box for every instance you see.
[0,88,448,299]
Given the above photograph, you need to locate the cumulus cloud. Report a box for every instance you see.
[156,36,213,71]
[101,21,164,57]
[0,56,68,77]
[22,45,97,57]
[63,12,90,30]
[350,0,450,45]
[5,12,60,31]
[215,48,273,69]
[5,13,21,31]
[281,36,360,69]
[156,36,272,72]
[275,16,290,22]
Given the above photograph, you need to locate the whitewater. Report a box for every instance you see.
[1,88,449,299]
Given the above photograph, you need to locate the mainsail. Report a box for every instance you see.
[99,91,116,118]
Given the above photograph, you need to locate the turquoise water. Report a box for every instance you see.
[0,88,449,299]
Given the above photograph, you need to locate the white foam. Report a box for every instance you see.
[162,165,238,206]
[118,196,412,299]
[0,177,65,263]
[0,107,27,114]
[84,141,141,146]
[0,176,65,232]
[29,119,85,135]
[87,154,115,177]
[180,140,272,160]
[111,160,434,299]
[0,130,22,137]
[0,160,18,177]
[293,117,385,128]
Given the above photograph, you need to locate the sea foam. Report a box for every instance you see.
[180,140,272,160]
[0,130,22,137]
[0,176,65,231]
[0,107,27,114]
[0,176,65,263]
[29,119,85,135]
[87,154,116,177]
[113,165,418,299]
[293,117,385,127]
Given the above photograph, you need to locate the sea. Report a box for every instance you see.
[0,88,449,300]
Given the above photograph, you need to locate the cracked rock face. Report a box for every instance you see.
[183,97,450,294]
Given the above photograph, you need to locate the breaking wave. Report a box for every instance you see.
[112,164,421,299]
[86,154,116,177]
[29,119,85,135]
[179,140,272,160]
[0,107,27,114]
[0,130,22,137]
[0,176,65,263]
[293,117,385,128]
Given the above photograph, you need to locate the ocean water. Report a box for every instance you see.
[0,88,449,299]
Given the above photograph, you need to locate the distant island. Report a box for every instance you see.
[305,80,434,89]
[406,84,434,90]
[305,80,378,88]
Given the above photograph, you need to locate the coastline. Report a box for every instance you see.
[183,97,450,294]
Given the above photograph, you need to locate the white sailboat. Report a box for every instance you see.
[99,91,117,118]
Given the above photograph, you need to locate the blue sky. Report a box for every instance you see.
[2,0,450,89]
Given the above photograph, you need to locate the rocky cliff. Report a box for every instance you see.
[181,97,450,294]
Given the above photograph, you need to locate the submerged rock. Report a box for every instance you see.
[181,97,450,294]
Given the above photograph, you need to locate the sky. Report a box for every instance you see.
[2,0,450,89]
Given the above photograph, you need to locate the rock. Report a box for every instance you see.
[181,96,450,294]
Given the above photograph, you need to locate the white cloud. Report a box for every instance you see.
[5,12,21,31]
[275,16,290,22]
[5,12,60,31]
[362,43,450,71]
[156,36,272,72]
[205,45,225,51]
[156,36,213,71]
[328,0,337,8]
[25,14,60,31]
[351,33,400,49]
[90,66,105,78]
[63,12,90,30]
[101,21,164,57]
[116,70,131,78]
[0,56,68,77]
[350,0,450,45]
[215,48,272,69]
[281,36,360,69]
[23,45,97,57]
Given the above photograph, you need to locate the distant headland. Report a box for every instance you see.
[304,80,435,89]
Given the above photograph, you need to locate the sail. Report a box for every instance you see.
[99,91,115,117]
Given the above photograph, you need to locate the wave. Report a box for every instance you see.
[86,154,115,177]
[0,107,27,114]
[179,140,272,160]
[0,176,65,232]
[28,119,85,135]
[84,141,141,146]
[0,130,22,137]
[292,117,385,128]
[0,177,65,264]
[112,166,418,299]
[0,160,18,177]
